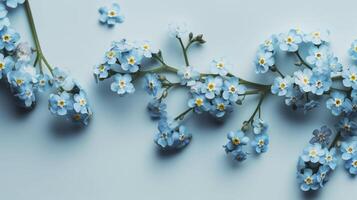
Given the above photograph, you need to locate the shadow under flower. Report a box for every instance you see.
[48,117,89,139]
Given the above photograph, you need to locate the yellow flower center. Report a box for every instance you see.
[229,85,236,93]
[309,149,318,157]
[79,99,86,106]
[279,82,286,90]
[303,77,309,84]
[72,114,81,121]
[315,52,322,59]
[217,103,225,111]
[264,40,272,46]
[335,98,342,106]
[232,137,241,145]
[99,65,105,72]
[259,57,266,65]
[286,36,294,44]
[216,62,224,69]
[348,147,354,153]
[106,51,116,58]
[143,44,150,50]
[2,34,11,42]
[207,83,215,91]
[313,31,321,38]
[258,139,265,147]
[353,160,357,168]
[16,79,24,86]
[316,80,322,88]
[108,10,117,17]
[128,56,136,65]
[57,100,66,108]
[326,155,332,161]
[40,80,46,85]
[195,98,203,106]
[119,80,126,88]
[0,62,4,70]
[354,46,357,52]
[304,177,313,185]
[350,74,357,81]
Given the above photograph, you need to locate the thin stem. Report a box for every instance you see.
[275,67,285,78]
[239,78,271,88]
[328,131,341,150]
[174,107,193,121]
[295,51,312,69]
[246,90,268,124]
[177,37,189,66]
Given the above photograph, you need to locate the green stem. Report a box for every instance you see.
[177,37,189,66]
[24,0,54,75]
[174,107,193,121]
[246,91,268,124]
[328,131,341,150]
[275,67,285,78]
[295,51,312,69]
[239,79,271,88]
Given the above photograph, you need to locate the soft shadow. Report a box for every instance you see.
[154,144,191,160]
[48,117,88,139]
[300,189,320,200]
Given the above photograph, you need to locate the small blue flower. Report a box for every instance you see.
[328,57,342,73]
[16,83,35,107]
[137,40,159,58]
[224,130,249,153]
[201,76,223,99]
[144,73,162,96]
[172,125,192,149]
[0,27,20,51]
[49,92,73,116]
[210,58,230,76]
[336,117,357,138]
[344,154,357,175]
[98,3,124,26]
[188,93,210,114]
[306,45,331,67]
[303,30,330,45]
[309,125,332,147]
[298,168,319,191]
[259,35,277,52]
[3,0,24,8]
[285,88,304,109]
[68,109,92,125]
[271,76,294,96]
[7,69,31,88]
[231,147,248,161]
[316,165,330,187]
[103,50,118,65]
[254,50,274,74]
[154,118,189,150]
[168,22,188,38]
[301,143,325,164]
[326,92,347,116]
[320,148,337,170]
[35,73,51,92]
[94,63,110,79]
[119,50,143,72]
[52,67,75,91]
[349,39,357,60]
[177,66,200,86]
[342,65,357,89]
[112,39,133,53]
[252,118,268,135]
[341,141,357,161]
[278,29,302,52]
[0,4,9,31]
[251,133,269,154]
[147,98,167,119]
[110,73,135,95]
[210,97,232,118]
[222,77,245,102]
[309,71,331,95]
[73,91,89,114]
[294,69,312,93]
[0,53,13,79]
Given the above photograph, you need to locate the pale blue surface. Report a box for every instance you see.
[1,0,357,199]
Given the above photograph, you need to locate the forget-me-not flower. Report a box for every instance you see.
[3,0,25,8]
[137,40,159,58]
[49,92,73,116]
[309,125,332,147]
[16,84,35,107]
[251,133,269,154]
[294,69,313,93]
[254,50,274,74]
[210,97,232,118]
[0,27,19,51]
[222,77,246,102]
[340,141,357,161]
[303,30,330,45]
[306,45,331,67]
[278,29,302,52]
[98,3,124,26]
[336,117,357,138]
[210,58,230,76]
[73,91,89,114]
[147,98,167,119]
[326,92,347,116]
[342,65,357,89]
[35,73,51,93]
[301,143,325,164]
[119,50,143,72]
[224,130,249,153]
[94,64,110,79]
[309,71,331,95]
[349,39,357,60]
[188,93,210,114]
[345,154,357,175]
[252,118,268,135]
[202,76,223,99]
[111,73,135,95]
[320,148,337,170]
[168,22,188,38]
[298,168,319,191]
[0,53,13,79]
[144,73,162,96]
[177,66,200,86]
[271,76,294,96]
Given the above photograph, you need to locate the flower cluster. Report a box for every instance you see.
[98,3,124,26]
[1,1,92,125]
[296,123,357,191]
[95,23,271,157]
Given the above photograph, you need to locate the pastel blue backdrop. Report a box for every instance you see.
[1,0,356,199]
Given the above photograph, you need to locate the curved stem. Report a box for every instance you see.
[174,107,193,121]
[328,131,341,150]
[246,90,268,124]
[177,37,189,66]
[295,51,312,69]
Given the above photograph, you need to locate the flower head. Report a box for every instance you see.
[144,73,162,96]
[310,71,331,95]
[254,50,274,74]
[94,64,110,79]
[344,154,357,175]
[251,133,269,154]
[147,98,167,119]
[3,0,25,8]
[341,141,357,161]
[188,93,210,114]
[201,76,223,99]
[342,65,357,89]
[336,118,357,138]
[349,39,357,60]
[303,30,330,45]
[168,22,188,38]
[98,3,124,26]
[301,143,325,163]
[222,77,246,102]
[309,125,332,147]
[224,130,249,152]
[49,92,73,116]
[73,91,90,114]
[252,118,268,135]
[210,58,230,76]
[294,68,312,93]
[35,73,51,93]
[119,50,143,73]
[271,76,294,96]
[298,168,319,191]
[177,66,200,86]
[110,73,135,95]
[326,92,348,116]
[0,27,20,51]
[278,29,302,52]
[306,45,331,67]
[137,40,158,58]
[0,53,13,79]
[210,97,232,118]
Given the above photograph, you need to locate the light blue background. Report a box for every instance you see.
[1,0,357,199]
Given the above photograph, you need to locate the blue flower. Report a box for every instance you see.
[154,118,189,150]
[341,141,357,161]
[98,3,124,26]
[224,130,249,153]
[222,77,245,102]
[254,50,274,74]
[147,98,167,119]
[336,118,357,138]
[168,22,188,38]
[349,39,357,60]
[73,91,89,114]
[303,30,330,45]
[7,69,31,88]
[144,73,162,96]
[231,147,248,161]
[309,71,331,95]
[328,57,342,73]
[342,65,357,89]
[298,169,319,191]
[35,74,51,92]
[188,93,210,114]
[278,29,302,52]
[0,27,20,51]
[210,97,232,118]
[94,63,110,79]
[202,76,223,99]
[0,53,13,79]
[137,40,158,58]
[0,4,9,31]
[285,88,304,109]
[316,165,330,187]
[177,66,200,86]
[259,35,277,52]
[210,58,230,76]
[103,50,118,65]
[344,154,357,175]
[271,76,293,96]
[3,0,24,8]
[16,84,35,107]
[301,143,325,163]
[294,69,312,93]
[68,109,92,126]
[252,118,268,135]
[309,125,332,147]
[251,133,269,154]
[306,45,331,67]
[172,125,192,149]
[112,39,133,53]
[326,92,348,116]
[320,148,337,170]
[110,73,135,95]
[49,92,73,116]
[119,50,143,72]
[52,67,75,91]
